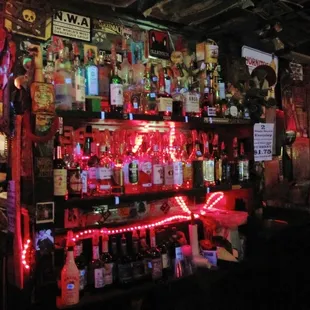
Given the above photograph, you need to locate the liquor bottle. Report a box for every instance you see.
[184,77,200,117]
[100,234,113,287]
[53,131,67,199]
[148,228,163,281]
[72,43,86,111]
[74,240,87,294]
[201,80,216,117]
[172,77,184,117]
[138,136,152,192]
[110,62,124,113]
[131,230,145,282]
[180,135,192,189]
[238,142,249,183]
[163,61,171,95]
[98,53,111,100]
[212,134,222,185]
[118,234,133,285]
[190,130,204,188]
[151,132,164,191]
[163,145,174,191]
[85,50,99,96]
[158,230,171,279]
[89,232,104,290]
[139,229,151,279]
[120,50,133,87]
[170,227,183,278]
[61,239,80,306]
[157,68,173,117]
[123,135,139,194]
[44,48,55,84]
[173,142,184,189]
[220,142,230,184]
[87,138,99,196]
[97,142,112,195]
[231,137,239,183]
[110,236,118,283]
[143,64,157,115]
[54,45,73,110]
[201,133,215,187]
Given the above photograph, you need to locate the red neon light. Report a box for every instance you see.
[22,239,31,270]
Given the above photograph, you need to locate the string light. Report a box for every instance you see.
[175,196,191,214]
[22,239,31,270]
[203,192,224,210]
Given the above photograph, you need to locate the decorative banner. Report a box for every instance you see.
[148,29,170,59]
[241,46,278,75]
[93,19,124,36]
[52,10,91,42]
[254,123,274,162]
[4,0,52,40]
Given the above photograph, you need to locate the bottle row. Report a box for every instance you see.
[44,38,250,120]
[53,127,250,199]
[60,227,193,307]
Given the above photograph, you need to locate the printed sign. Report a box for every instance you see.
[242,46,278,75]
[254,123,274,162]
[290,62,303,81]
[52,10,91,41]
[149,30,170,59]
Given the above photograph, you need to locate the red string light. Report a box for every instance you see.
[22,239,31,270]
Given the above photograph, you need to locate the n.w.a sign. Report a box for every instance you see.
[52,10,91,41]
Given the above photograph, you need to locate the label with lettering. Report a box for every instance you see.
[110,84,123,106]
[140,161,152,188]
[203,159,215,182]
[129,161,139,184]
[103,263,113,286]
[153,164,163,185]
[173,161,183,186]
[75,75,86,103]
[81,170,88,194]
[151,258,162,280]
[184,93,200,113]
[97,167,111,180]
[161,253,170,269]
[94,268,104,288]
[164,164,174,185]
[53,169,67,196]
[183,163,192,183]
[207,106,217,117]
[158,97,173,112]
[86,66,99,95]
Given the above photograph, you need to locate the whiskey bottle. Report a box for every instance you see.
[53,131,67,200]
[148,228,163,281]
[97,143,112,195]
[202,134,215,187]
[190,130,204,188]
[89,233,104,290]
[157,68,173,117]
[72,43,85,111]
[212,134,222,185]
[85,50,99,96]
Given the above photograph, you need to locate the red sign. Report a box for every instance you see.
[148,29,170,59]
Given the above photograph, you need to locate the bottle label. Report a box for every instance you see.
[92,246,99,260]
[165,79,171,94]
[88,167,97,180]
[118,263,133,283]
[161,253,170,269]
[173,161,183,186]
[113,166,123,186]
[62,275,79,306]
[68,169,82,195]
[183,163,192,182]
[131,93,141,109]
[53,169,67,196]
[158,97,173,112]
[97,167,111,180]
[207,106,217,117]
[87,66,99,96]
[75,75,85,102]
[215,159,222,182]
[243,160,249,180]
[103,263,113,286]
[81,170,88,194]
[110,84,123,106]
[79,268,86,291]
[204,159,215,182]
[153,164,163,185]
[132,261,145,279]
[128,161,139,184]
[164,164,174,185]
[175,247,183,261]
[184,93,200,113]
[140,161,152,187]
[94,268,104,288]
[230,105,238,117]
[151,258,162,280]
[238,161,244,182]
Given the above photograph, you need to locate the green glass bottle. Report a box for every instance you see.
[110,62,124,114]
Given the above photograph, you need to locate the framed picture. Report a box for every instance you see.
[36,202,54,224]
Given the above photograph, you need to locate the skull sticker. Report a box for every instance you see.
[22,9,36,23]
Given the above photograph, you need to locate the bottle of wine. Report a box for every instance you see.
[100,233,113,287]
[118,234,133,285]
[131,230,145,282]
[110,62,124,114]
[148,228,163,281]
[53,131,67,200]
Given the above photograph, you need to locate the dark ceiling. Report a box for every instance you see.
[55,0,310,56]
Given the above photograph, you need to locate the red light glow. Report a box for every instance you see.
[22,239,31,270]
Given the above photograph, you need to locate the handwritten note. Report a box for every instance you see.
[254,123,274,162]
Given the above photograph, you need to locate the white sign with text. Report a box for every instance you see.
[254,123,274,162]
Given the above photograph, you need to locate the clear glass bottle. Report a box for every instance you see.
[172,77,184,117]
[202,133,215,187]
[151,132,164,191]
[184,74,200,117]
[138,136,153,192]
[98,53,111,100]
[72,44,85,111]
[97,143,112,195]
[212,134,222,185]
[157,69,173,117]
[143,64,158,115]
